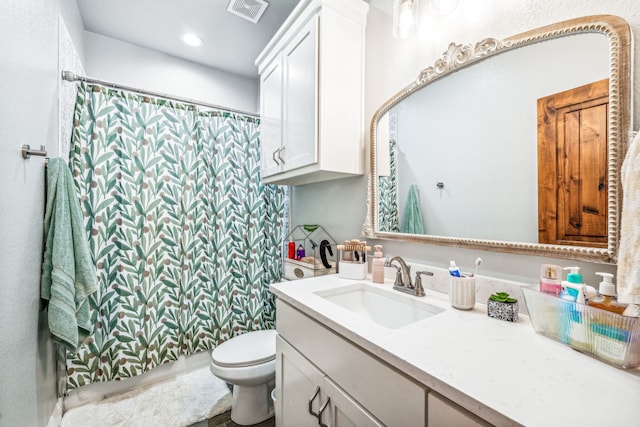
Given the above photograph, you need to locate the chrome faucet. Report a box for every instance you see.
[384,256,432,297]
[384,256,412,288]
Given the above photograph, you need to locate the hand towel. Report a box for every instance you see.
[401,184,425,234]
[617,131,640,304]
[41,158,98,353]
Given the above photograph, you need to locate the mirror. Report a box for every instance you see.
[364,15,632,263]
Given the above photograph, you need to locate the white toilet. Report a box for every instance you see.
[209,329,277,425]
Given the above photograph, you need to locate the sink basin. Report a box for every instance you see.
[315,283,444,329]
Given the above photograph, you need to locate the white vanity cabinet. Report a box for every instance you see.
[255,0,368,186]
[276,336,382,427]
[276,300,426,426]
[275,298,502,427]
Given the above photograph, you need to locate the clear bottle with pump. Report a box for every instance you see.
[588,272,627,315]
[372,245,385,284]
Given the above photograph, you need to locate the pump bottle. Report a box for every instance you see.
[372,245,385,284]
[559,267,591,351]
[587,272,627,315]
[560,267,587,303]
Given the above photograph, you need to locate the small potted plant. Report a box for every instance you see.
[487,292,518,322]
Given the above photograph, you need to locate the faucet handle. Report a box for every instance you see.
[414,271,433,297]
[391,265,403,287]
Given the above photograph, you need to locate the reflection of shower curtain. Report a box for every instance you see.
[65,83,286,389]
[378,139,399,232]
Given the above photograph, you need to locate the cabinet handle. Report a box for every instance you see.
[277,147,285,164]
[317,396,331,427]
[308,386,321,417]
[272,149,281,166]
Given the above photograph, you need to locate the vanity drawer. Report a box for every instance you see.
[276,300,427,426]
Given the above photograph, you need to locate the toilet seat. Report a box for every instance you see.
[212,329,276,368]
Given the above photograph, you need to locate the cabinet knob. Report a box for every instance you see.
[272,149,281,166]
[277,147,285,164]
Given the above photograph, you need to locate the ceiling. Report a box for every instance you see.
[76,0,300,79]
[76,0,391,79]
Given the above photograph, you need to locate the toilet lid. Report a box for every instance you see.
[212,329,276,368]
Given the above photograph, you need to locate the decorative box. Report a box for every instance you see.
[283,225,336,281]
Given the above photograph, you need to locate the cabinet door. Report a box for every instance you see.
[282,15,318,172]
[321,377,384,427]
[276,336,325,427]
[428,393,491,427]
[260,56,283,178]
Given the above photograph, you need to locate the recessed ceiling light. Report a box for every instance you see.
[181,33,204,47]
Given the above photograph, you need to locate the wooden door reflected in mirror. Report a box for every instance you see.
[538,78,609,247]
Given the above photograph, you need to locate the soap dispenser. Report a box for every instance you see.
[588,272,627,315]
[372,245,385,284]
[560,267,586,303]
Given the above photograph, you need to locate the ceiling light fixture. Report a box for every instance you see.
[393,0,419,39]
[181,33,204,47]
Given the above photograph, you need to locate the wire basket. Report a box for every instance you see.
[522,287,640,368]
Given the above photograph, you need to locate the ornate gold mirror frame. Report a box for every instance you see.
[364,15,632,263]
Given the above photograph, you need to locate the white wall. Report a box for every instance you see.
[293,0,640,285]
[84,31,259,114]
[0,1,85,426]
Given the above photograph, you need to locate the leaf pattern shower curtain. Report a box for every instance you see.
[378,139,399,232]
[66,83,285,389]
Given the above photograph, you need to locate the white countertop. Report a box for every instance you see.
[271,275,640,427]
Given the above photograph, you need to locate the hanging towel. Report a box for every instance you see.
[401,184,425,234]
[617,131,640,304]
[41,158,97,353]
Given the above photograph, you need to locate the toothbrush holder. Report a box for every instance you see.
[450,275,476,310]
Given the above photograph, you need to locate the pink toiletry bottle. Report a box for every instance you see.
[372,245,385,284]
[540,264,562,296]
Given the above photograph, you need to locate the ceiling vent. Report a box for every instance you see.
[226,0,269,24]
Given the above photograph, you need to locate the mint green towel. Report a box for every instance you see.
[41,158,97,353]
[401,184,425,234]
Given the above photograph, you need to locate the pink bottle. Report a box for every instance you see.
[372,245,385,284]
[540,264,562,296]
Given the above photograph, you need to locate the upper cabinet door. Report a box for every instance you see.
[282,15,318,173]
[255,0,368,186]
[260,56,284,179]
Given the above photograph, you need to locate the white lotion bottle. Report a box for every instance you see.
[372,245,385,284]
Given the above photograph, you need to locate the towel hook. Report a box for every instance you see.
[22,144,48,160]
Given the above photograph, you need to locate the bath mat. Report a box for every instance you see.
[60,366,231,427]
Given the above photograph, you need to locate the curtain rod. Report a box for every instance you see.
[61,71,259,120]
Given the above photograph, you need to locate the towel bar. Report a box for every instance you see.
[22,144,47,159]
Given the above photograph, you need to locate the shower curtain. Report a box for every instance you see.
[65,83,286,389]
[378,139,399,232]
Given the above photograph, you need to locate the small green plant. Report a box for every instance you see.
[489,292,517,303]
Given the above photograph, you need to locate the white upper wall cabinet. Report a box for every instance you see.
[255,0,369,185]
